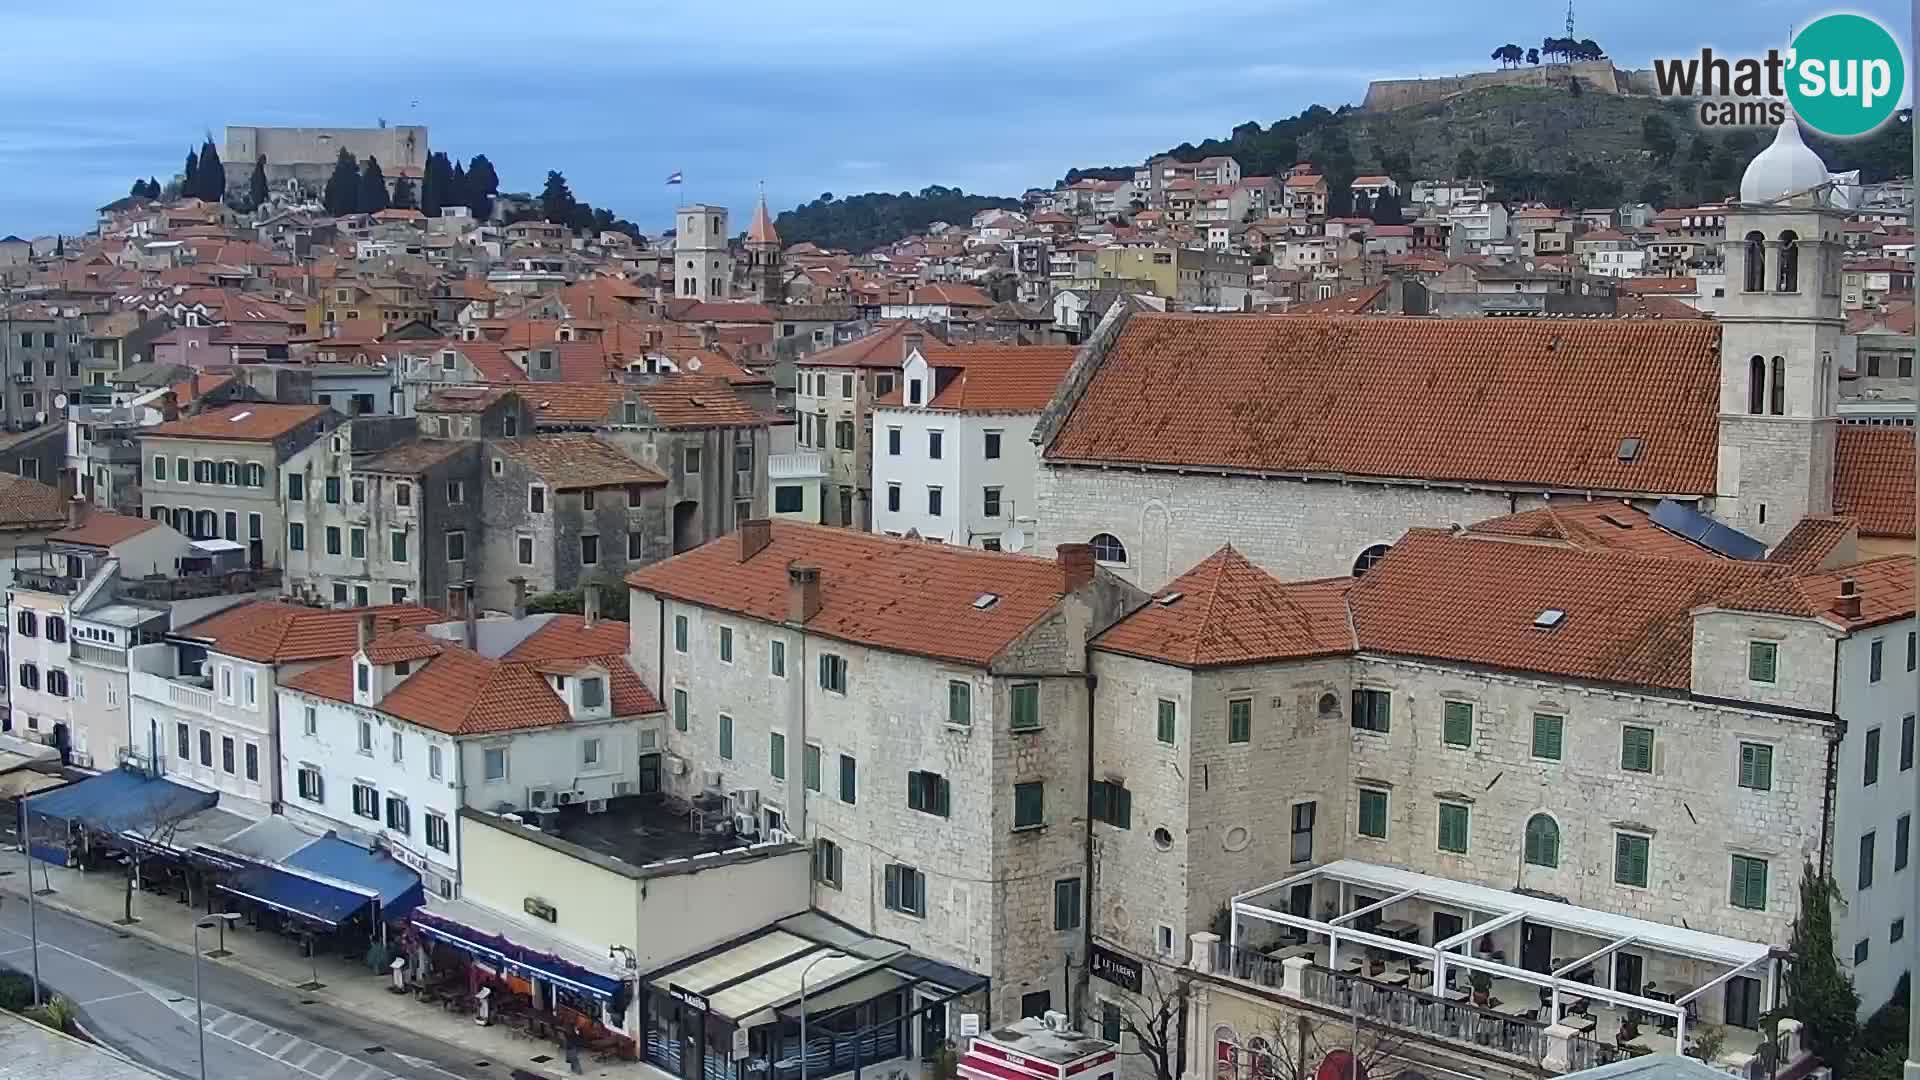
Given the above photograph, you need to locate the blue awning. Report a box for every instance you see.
[26,768,217,832]
[412,911,624,1000]
[283,837,423,918]
[218,864,376,929]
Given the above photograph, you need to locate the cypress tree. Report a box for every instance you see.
[449,162,468,216]
[183,149,199,197]
[145,177,160,199]
[247,155,269,210]
[1785,867,1859,1065]
[465,154,498,219]
[390,175,417,211]
[358,157,390,213]
[323,149,360,216]
[195,138,225,202]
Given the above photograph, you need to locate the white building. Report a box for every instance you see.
[277,601,662,897]
[869,344,1077,548]
[674,204,732,302]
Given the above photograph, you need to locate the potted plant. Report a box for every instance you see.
[1468,970,1492,1006]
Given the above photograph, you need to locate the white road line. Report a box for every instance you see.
[283,1042,324,1067]
[77,990,146,1006]
[314,1055,352,1079]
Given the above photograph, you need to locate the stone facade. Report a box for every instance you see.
[141,413,334,568]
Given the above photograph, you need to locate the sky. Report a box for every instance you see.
[1,0,1909,238]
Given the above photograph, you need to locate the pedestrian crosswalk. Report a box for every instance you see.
[189,1002,404,1080]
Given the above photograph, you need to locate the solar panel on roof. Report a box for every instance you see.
[1649,499,1767,560]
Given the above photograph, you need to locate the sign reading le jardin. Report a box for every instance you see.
[1088,943,1144,993]
[1652,13,1906,137]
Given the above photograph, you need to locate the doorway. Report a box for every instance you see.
[918,995,947,1060]
[1288,883,1314,919]
[639,753,662,794]
[1520,922,1553,974]
[1351,895,1381,933]
[1614,951,1644,996]
[672,501,701,554]
[1433,912,1464,951]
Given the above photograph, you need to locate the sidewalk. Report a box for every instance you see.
[0,858,659,1080]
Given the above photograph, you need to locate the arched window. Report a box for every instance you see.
[1777,231,1799,292]
[1246,1037,1274,1080]
[1353,543,1393,577]
[1770,357,1786,415]
[1089,533,1127,564]
[1743,231,1766,292]
[1748,356,1767,415]
[1524,814,1560,867]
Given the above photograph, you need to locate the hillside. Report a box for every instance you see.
[772,186,1019,254]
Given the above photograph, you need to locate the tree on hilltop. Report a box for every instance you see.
[247,155,269,210]
[323,148,360,215]
[358,156,389,213]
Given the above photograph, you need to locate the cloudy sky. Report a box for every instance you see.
[1,0,1907,237]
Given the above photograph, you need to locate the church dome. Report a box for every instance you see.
[1739,114,1830,204]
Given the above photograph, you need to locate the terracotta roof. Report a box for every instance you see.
[142,403,330,442]
[908,284,994,309]
[422,386,514,413]
[358,440,472,474]
[666,300,777,324]
[1618,277,1697,295]
[1284,174,1325,189]
[1095,547,1352,668]
[494,434,666,490]
[1833,427,1915,538]
[1286,283,1387,315]
[1846,302,1914,334]
[167,372,235,405]
[1767,516,1859,572]
[748,195,779,246]
[1614,295,1709,320]
[1465,502,1721,561]
[1046,314,1722,495]
[1348,530,1787,690]
[628,521,1080,667]
[1787,557,1915,631]
[875,346,1078,412]
[507,376,765,429]
[46,509,162,548]
[806,322,952,370]
[176,602,441,663]
[0,475,71,529]
[675,349,772,387]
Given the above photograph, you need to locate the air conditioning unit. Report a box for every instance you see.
[729,787,760,816]
[586,798,607,814]
[702,770,724,791]
[555,790,577,807]
[667,753,688,777]
[732,812,759,837]
[613,781,634,797]
[527,787,551,808]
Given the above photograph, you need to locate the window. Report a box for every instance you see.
[769,731,787,780]
[483,747,507,782]
[1615,833,1650,887]
[176,457,189,483]
[44,669,67,698]
[1357,789,1389,839]
[948,680,971,727]
[814,838,842,889]
[628,531,645,560]
[834,420,854,451]
[1865,727,1882,786]
[1910,632,1916,673]
[673,687,689,731]
[1531,713,1563,760]
[1620,725,1654,773]
[803,744,822,791]
[245,744,259,782]
[818,653,847,693]
[175,722,190,759]
[326,526,342,555]
[1227,697,1252,743]
[884,864,926,917]
[1011,682,1041,731]
[1730,855,1769,910]
[1894,918,1906,944]
[980,487,1004,519]
[1860,831,1877,889]
[1748,641,1778,683]
[1014,781,1045,829]
[152,455,166,482]
[718,626,733,663]
[353,783,379,819]
[1291,802,1315,863]
[908,379,923,405]
[1524,814,1559,867]
[1854,939,1870,966]
[1734,741,1775,791]
[674,615,689,653]
[195,729,211,766]
[928,431,943,459]
[883,484,901,513]
[1437,802,1470,853]
[984,431,1002,459]
[346,526,367,559]
[529,486,546,513]
[927,486,942,517]
[429,744,442,780]
[303,706,317,736]
[445,479,464,505]
[426,812,449,853]
[1089,533,1126,564]
[14,663,36,691]
[1054,878,1082,931]
[518,535,535,565]
[1871,639,1885,682]
[774,486,803,514]
[1090,780,1132,828]
[907,770,951,817]
[1352,689,1390,733]
[1442,701,1473,748]
[14,611,33,637]
[288,522,306,551]
[839,754,857,803]
[391,531,409,563]
[350,477,365,503]
[297,766,323,802]
[324,475,341,504]
[1156,699,1177,745]
[1352,543,1392,576]
[770,639,786,678]
[385,796,411,836]
[1905,716,1916,772]
[446,531,466,562]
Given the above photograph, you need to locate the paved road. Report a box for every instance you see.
[0,897,544,1080]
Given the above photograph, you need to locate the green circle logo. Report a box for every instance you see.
[1787,14,1906,137]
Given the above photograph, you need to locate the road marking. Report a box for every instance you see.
[77,990,146,1006]
[285,1043,324,1067]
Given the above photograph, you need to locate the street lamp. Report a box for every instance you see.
[797,951,841,1080]
[194,913,241,1080]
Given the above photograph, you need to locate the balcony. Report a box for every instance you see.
[121,568,282,603]
[12,567,76,595]
[768,451,826,482]
[131,670,216,717]
[72,641,124,669]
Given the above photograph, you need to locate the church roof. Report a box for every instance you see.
[748,193,779,246]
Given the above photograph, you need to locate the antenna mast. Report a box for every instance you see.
[1565,0,1575,38]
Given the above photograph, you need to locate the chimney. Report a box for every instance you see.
[740,518,772,562]
[66,495,87,529]
[1057,543,1096,593]
[159,389,180,422]
[448,585,466,620]
[188,371,204,416]
[357,612,375,652]
[509,576,529,620]
[1834,577,1863,620]
[463,579,478,648]
[787,564,822,625]
[584,584,601,628]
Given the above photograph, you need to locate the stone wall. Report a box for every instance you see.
[1360,61,1628,112]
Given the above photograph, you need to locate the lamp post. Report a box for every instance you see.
[194,913,241,1080]
[17,800,40,1007]
[797,951,840,1080]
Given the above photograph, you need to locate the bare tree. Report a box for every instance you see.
[1246,1008,1415,1080]
[110,788,200,925]
[1110,956,1193,1080]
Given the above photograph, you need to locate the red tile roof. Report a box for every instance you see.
[1833,428,1915,538]
[1095,547,1352,668]
[1846,302,1914,334]
[803,322,949,370]
[1285,283,1387,315]
[507,376,765,429]
[1618,277,1697,295]
[1786,556,1915,631]
[875,346,1078,412]
[176,602,441,663]
[1767,516,1859,572]
[1045,314,1722,495]
[627,521,1079,666]
[1465,501,1721,561]
[142,403,331,442]
[47,510,163,549]
[0,475,69,530]
[493,434,667,490]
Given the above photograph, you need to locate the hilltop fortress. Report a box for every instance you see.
[1362,59,1657,111]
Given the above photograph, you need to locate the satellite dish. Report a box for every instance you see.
[53,394,67,409]
[686,357,703,371]
[1000,527,1027,553]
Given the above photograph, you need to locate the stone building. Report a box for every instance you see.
[744,192,784,305]
[1,301,92,434]
[139,403,335,567]
[794,321,944,529]
[223,125,428,198]
[674,204,732,302]
[626,523,1147,1020]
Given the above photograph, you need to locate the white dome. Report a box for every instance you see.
[1739,115,1830,204]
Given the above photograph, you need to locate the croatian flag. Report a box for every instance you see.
[665,171,683,185]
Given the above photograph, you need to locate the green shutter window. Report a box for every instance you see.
[1730,855,1768,910]
[770,732,786,780]
[803,744,821,791]
[1228,698,1252,744]
[1748,641,1778,683]
[948,680,971,728]
[673,688,688,732]
[839,754,857,804]
[1615,834,1650,887]
[1053,878,1082,931]
[1524,814,1559,867]
[674,615,688,652]
[1014,782,1044,829]
[718,714,733,759]
[1156,699,1177,745]
[1437,803,1469,853]
[1090,781,1132,829]
[1357,789,1388,839]
[1010,683,1040,730]
[1621,725,1654,773]
[1738,742,1773,791]
[1532,713,1564,760]
[1443,702,1473,748]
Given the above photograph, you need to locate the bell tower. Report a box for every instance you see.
[1714,117,1846,545]
[745,186,783,305]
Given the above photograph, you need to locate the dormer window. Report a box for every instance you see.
[909,379,923,405]
[394,661,411,676]
[356,662,370,692]
[581,677,605,710]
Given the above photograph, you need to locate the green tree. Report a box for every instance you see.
[420,151,450,217]
[1455,147,1479,178]
[448,161,468,216]
[390,175,416,210]
[358,156,389,213]
[323,148,360,215]
[1480,144,1513,177]
[466,153,499,219]
[145,177,160,199]
[183,149,199,196]
[540,170,579,228]
[1637,179,1670,206]
[1526,47,1539,65]
[195,137,224,202]
[247,155,269,210]
[129,178,147,197]
[1784,867,1858,1066]
[1641,115,1678,164]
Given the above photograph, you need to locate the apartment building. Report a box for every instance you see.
[794,322,944,529]
[140,402,336,565]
